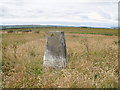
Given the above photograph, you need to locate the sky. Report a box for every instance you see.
[0,0,119,28]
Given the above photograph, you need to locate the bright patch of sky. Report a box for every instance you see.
[0,0,119,28]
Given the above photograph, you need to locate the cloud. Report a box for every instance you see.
[0,0,118,27]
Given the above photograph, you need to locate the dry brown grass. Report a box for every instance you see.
[2,30,118,88]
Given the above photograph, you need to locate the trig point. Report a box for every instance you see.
[43,31,67,69]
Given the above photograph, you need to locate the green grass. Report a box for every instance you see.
[114,40,120,44]
[69,32,118,36]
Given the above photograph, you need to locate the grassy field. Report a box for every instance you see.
[2,27,118,36]
[1,27,118,88]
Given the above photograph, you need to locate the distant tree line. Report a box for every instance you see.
[0,25,56,30]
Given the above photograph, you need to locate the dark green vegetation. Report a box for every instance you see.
[114,40,120,44]
[1,25,56,30]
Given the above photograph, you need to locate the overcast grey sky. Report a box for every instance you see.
[0,0,119,27]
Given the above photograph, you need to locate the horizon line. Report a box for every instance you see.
[0,24,118,29]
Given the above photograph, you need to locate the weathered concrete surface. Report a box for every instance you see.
[43,31,67,69]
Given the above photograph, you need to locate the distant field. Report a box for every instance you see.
[1,27,118,88]
[2,27,118,36]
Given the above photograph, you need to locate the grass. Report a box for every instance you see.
[69,32,118,36]
[114,40,120,44]
[1,27,118,88]
[2,27,118,36]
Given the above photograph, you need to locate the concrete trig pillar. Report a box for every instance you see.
[43,31,67,69]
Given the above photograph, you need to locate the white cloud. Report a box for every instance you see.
[0,0,119,27]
